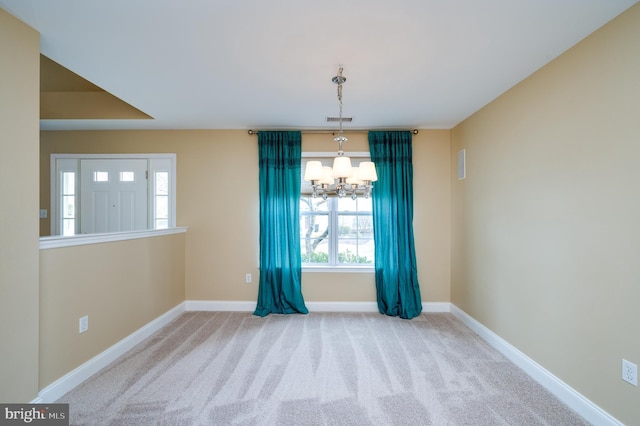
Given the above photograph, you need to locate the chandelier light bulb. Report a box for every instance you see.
[358,161,378,182]
[304,161,323,181]
[332,156,353,179]
[346,167,362,186]
[320,167,334,185]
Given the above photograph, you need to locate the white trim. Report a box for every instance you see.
[307,302,379,312]
[423,302,451,312]
[185,300,257,312]
[450,305,622,426]
[305,302,449,313]
[39,226,187,250]
[51,153,177,160]
[49,155,59,235]
[34,303,186,403]
[184,300,450,314]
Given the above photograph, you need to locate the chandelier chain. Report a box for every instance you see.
[335,67,346,154]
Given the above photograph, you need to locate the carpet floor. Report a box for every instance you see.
[57,312,588,425]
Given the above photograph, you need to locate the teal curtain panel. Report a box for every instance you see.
[368,131,422,319]
[254,131,309,317]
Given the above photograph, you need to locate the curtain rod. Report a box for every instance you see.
[247,129,419,136]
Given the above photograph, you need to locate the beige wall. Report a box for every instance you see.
[40,129,451,304]
[451,4,640,424]
[0,9,40,402]
[39,234,185,388]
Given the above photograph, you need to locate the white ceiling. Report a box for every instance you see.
[1,0,637,131]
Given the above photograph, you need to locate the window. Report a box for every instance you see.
[120,171,135,182]
[300,153,375,269]
[93,171,109,182]
[61,171,76,236]
[153,171,170,229]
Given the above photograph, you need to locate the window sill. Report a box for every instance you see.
[302,266,374,273]
[39,227,188,250]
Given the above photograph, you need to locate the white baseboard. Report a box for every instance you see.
[185,300,451,313]
[308,301,380,312]
[306,301,450,313]
[450,305,622,426]
[422,302,451,313]
[35,302,186,403]
[185,300,256,311]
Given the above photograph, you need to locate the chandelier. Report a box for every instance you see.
[304,67,377,200]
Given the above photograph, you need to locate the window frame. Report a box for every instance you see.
[301,152,375,273]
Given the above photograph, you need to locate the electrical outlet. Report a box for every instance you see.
[79,315,89,334]
[622,359,638,386]
[245,273,252,283]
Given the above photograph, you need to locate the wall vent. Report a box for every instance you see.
[326,116,353,122]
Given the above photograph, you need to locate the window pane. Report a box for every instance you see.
[338,197,372,212]
[120,171,135,182]
[155,195,169,219]
[337,197,357,212]
[301,237,329,263]
[62,172,75,195]
[337,213,374,264]
[155,171,169,195]
[337,214,357,237]
[338,239,374,264]
[300,196,329,213]
[63,196,75,218]
[338,238,374,264]
[356,197,372,212]
[155,219,169,229]
[301,214,329,263]
[301,214,329,239]
[93,171,109,182]
[361,239,375,260]
[356,215,374,237]
[62,219,75,236]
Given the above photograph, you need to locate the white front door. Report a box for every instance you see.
[80,159,148,234]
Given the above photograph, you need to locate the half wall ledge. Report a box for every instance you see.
[39,227,188,250]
